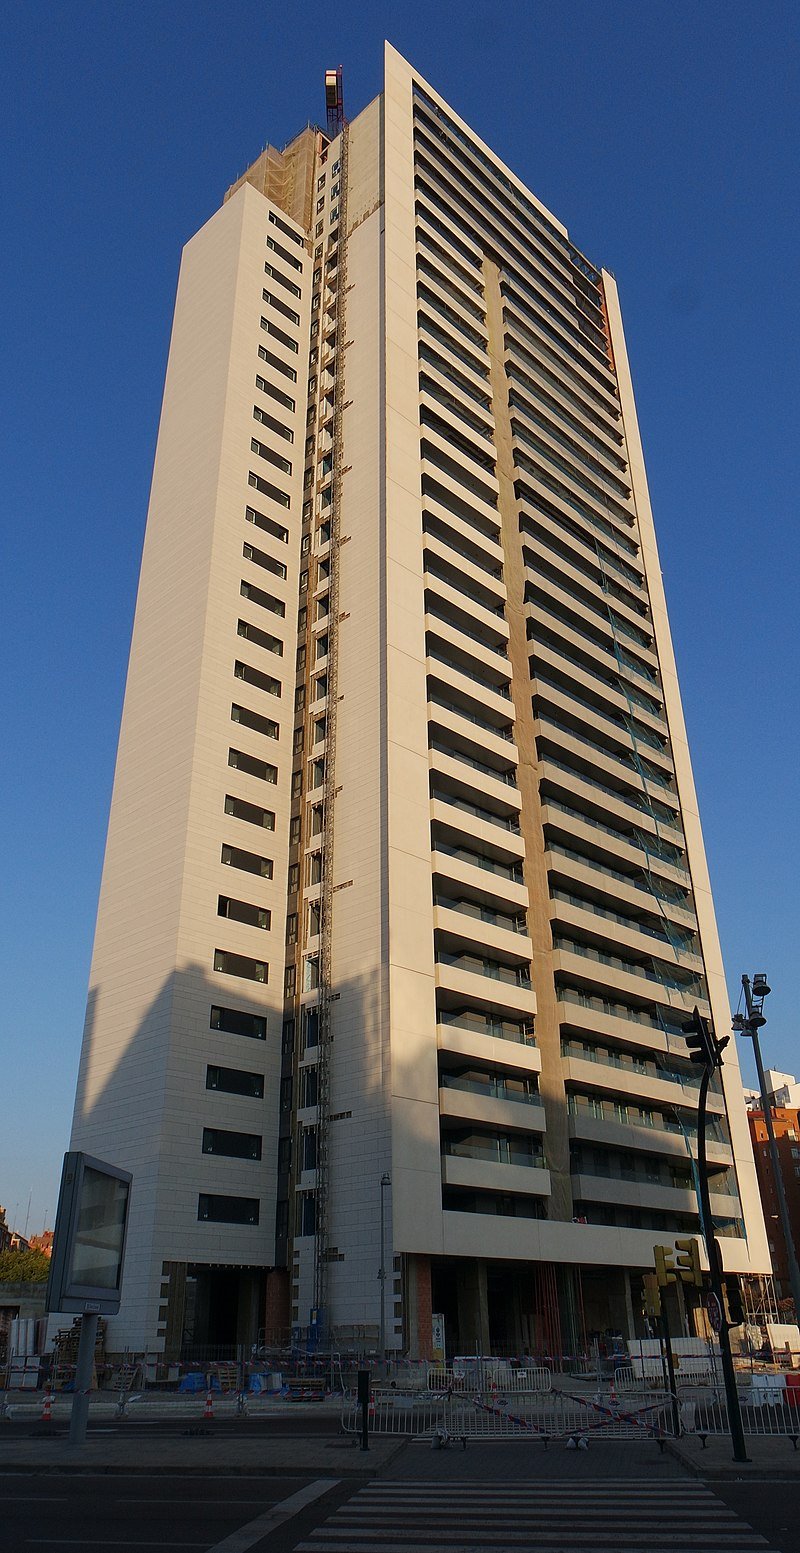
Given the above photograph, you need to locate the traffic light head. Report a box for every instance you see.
[675,1237,703,1288]
[642,1272,662,1318]
[654,1244,677,1288]
[682,1007,720,1067]
[724,1277,746,1327]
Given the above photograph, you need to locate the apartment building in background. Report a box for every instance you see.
[746,1076,800,1304]
[70,44,769,1357]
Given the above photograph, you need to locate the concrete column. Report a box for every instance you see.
[264,1268,290,1343]
[457,1261,490,1352]
[405,1254,433,1358]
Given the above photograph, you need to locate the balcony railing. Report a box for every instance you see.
[439,1009,536,1046]
[441,1072,540,1104]
[437,952,532,989]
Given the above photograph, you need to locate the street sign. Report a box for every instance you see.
[47,1152,132,1317]
[706,1291,723,1334]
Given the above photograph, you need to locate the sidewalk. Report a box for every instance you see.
[667,1432,800,1479]
[0,1428,404,1476]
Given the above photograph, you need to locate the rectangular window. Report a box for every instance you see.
[277,1135,292,1172]
[268,209,305,247]
[228,748,277,784]
[280,1075,293,1110]
[247,471,290,511]
[294,686,306,713]
[245,505,288,545]
[303,1005,319,1049]
[266,234,303,272]
[237,618,283,657]
[224,793,275,829]
[257,344,297,382]
[302,1129,317,1170]
[221,842,273,879]
[299,1067,318,1108]
[213,948,267,983]
[288,862,300,892]
[282,1019,295,1055]
[217,894,271,930]
[291,770,303,797]
[253,404,293,442]
[242,540,287,581]
[202,1126,262,1161]
[260,318,298,354]
[284,964,296,997]
[276,1199,289,1239]
[255,372,295,413]
[240,579,285,619]
[210,1004,266,1040]
[234,659,281,698]
[230,703,279,741]
[289,816,301,844]
[263,262,302,299]
[206,1064,264,1099]
[286,912,298,945]
[262,289,301,326]
[296,1192,316,1237]
[198,1193,259,1225]
[251,437,292,476]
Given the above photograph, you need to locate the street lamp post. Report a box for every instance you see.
[734,974,800,1325]
[378,1172,391,1364]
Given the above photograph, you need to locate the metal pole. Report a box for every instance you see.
[695,1064,749,1463]
[659,1304,681,1439]
[68,1312,98,1447]
[742,976,800,1323]
[379,1172,390,1364]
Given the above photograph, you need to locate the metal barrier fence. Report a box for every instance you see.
[425,1363,552,1395]
[341,1388,672,1442]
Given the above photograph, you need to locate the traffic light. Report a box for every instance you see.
[724,1277,746,1327]
[675,1237,703,1288]
[643,1272,662,1318]
[654,1244,677,1288]
[681,1007,717,1067]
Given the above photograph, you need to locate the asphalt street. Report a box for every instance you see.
[2,1442,800,1552]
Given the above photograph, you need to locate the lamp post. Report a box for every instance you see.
[378,1172,391,1364]
[734,974,800,1325]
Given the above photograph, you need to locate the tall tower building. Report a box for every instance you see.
[71,45,768,1356]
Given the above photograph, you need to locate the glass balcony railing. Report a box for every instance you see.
[547,841,691,908]
[551,888,696,954]
[443,1138,544,1169]
[553,936,706,1000]
[440,1072,541,1105]
[431,789,521,834]
[438,1009,536,1046]
[429,738,517,787]
[437,952,532,988]
[540,754,681,830]
[429,691,514,740]
[433,840,525,883]
[436,896,528,934]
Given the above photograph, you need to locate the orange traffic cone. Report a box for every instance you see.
[41,1389,52,1422]
[203,1389,214,1420]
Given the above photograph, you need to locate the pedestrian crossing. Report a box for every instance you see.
[295,1480,773,1551]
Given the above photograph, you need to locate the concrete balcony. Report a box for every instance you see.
[424,531,506,608]
[568,1110,733,1167]
[428,657,514,726]
[526,578,660,675]
[561,1055,725,1117]
[538,755,683,852]
[430,745,522,815]
[519,492,644,589]
[551,947,704,1020]
[419,384,494,455]
[571,1172,735,1218]
[550,897,701,976]
[526,600,654,698]
[430,797,525,862]
[424,573,508,647]
[425,612,510,686]
[431,848,528,911]
[505,331,623,454]
[435,960,537,1021]
[417,354,494,432]
[442,1154,551,1198]
[526,546,647,644]
[545,850,696,933]
[418,270,490,345]
[437,1020,541,1073]
[542,806,687,888]
[532,639,667,742]
[428,702,518,768]
[536,725,673,818]
[533,681,674,779]
[439,1086,546,1135]
[434,903,532,961]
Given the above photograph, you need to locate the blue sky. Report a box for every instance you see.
[1,0,797,1237]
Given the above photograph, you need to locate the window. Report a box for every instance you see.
[299,1067,318,1108]
[202,1126,262,1160]
[255,372,295,413]
[253,404,293,443]
[266,234,303,271]
[237,618,283,657]
[280,1075,293,1110]
[288,862,300,892]
[296,643,307,672]
[316,197,325,213]
[295,686,306,713]
[260,318,298,354]
[218,894,271,930]
[278,1135,292,1172]
[257,344,297,382]
[210,1004,266,1040]
[225,793,275,829]
[284,965,296,997]
[221,842,273,879]
[299,569,309,593]
[243,540,288,580]
[268,209,304,247]
[251,437,292,476]
[230,703,279,741]
[301,1129,317,1170]
[234,659,281,698]
[291,770,303,798]
[240,579,285,619]
[206,1064,264,1099]
[198,1193,259,1225]
[263,262,301,299]
[296,1192,316,1236]
[213,948,267,983]
[297,605,308,631]
[303,1006,319,1048]
[304,956,319,992]
[286,912,298,945]
[282,1019,295,1055]
[262,290,301,326]
[247,472,290,512]
[293,726,304,754]
[290,816,301,844]
[228,748,277,784]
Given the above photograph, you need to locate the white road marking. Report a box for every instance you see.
[205,1477,340,1553]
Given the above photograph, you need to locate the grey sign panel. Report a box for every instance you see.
[47,1153,132,1316]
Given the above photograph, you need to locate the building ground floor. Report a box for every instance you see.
[149,1252,713,1361]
